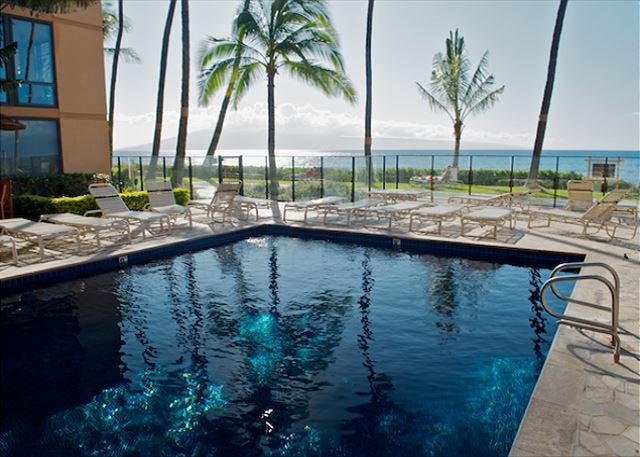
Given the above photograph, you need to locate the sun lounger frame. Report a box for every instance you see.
[0,218,80,259]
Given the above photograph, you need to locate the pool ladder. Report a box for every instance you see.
[540,262,621,363]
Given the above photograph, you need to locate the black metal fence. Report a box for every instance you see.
[111,153,639,207]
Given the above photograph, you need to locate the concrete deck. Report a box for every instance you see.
[1,201,638,456]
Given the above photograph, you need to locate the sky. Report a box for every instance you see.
[106,0,640,153]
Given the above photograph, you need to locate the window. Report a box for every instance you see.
[0,15,56,107]
[0,119,61,176]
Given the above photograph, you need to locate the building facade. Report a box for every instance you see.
[0,3,109,177]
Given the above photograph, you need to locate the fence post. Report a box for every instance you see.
[509,155,514,193]
[395,155,399,189]
[188,157,194,198]
[117,157,123,192]
[217,156,223,183]
[162,157,167,181]
[291,156,296,202]
[602,157,609,194]
[238,156,244,196]
[382,156,386,190]
[265,156,269,199]
[367,155,372,192]
[553,156,560,208]
[138,156,144,191]
[351,156,356,202]
[320,156,324,198]
[468,156,473,195]
[430,155,435,202]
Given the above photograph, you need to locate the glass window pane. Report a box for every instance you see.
[0,19,7,104]
[0,119,60,176]
[12,19,54,83]
[17,82,55,105]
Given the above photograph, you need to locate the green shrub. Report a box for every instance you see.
[11,173,96,197]
[13,189,190,220]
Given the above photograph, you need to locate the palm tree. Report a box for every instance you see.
[148,0,178,179]
[207,0,356,199]
[364,0,374,188]
[526,0,569,187]
[172,0,190,187]
[107,0,124,162]
[416,29,504,171]
[0,0,97,13]
[102,5,141,64]
[198,0,251,158]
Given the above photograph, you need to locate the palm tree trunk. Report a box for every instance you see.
[148,0,177,180]
[364,0,374,189]
[206,0,250,159]
[172,0,190,188]
[108,0,124,163]
[206,92,231,157]
[527,0,568,187]
[267,70,278,200]
[452,120,462,168]
[25,23,35,104]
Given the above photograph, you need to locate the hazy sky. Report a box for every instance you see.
[107,0,640,152]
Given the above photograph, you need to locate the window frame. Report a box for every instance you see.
[0,14,59,109]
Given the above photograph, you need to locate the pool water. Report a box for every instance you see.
[0,236,568,457]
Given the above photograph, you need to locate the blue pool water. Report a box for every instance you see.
[0,236,568,456]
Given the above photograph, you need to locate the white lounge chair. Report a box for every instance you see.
[88,183,171,239]
[145,180,193,227]
[283,196,345,223]
[40,213,131,248]
[565,180,594,211]
[0,234,18,264]
[233,195,273,220]
[363,201,431,230]
[187,181,241,223]
[448,191,530,210]
[0,218,80,259]
[321,198,384,225]
[460,207,515,239]
[409,204,467,235]
[528,190,637,240]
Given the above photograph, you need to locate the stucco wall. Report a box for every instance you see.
[2,3,109,175]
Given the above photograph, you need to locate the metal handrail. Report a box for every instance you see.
[541,262,621,363]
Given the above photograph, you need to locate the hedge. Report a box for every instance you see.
[13,188,190,221]
[11,173,97,197]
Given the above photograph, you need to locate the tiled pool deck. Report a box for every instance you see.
[1,202,638,456]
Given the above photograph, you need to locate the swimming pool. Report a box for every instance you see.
[0,236,569,456]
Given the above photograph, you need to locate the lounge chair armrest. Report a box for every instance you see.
[83,209,103,217]
[143,203,151,211]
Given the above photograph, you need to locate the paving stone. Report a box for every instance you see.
[615,391,640,412]
[605,435,640,456]
[591,415,628,435]
[572,445,595,456]
[585,386,615,404]
[602,375,625,392]
[626,382,640,395]
[579,414,592,428]
[578,430,615,456]
[624,427,640,445]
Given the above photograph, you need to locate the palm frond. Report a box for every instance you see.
[104,47,141,63]
[416,82,454,122]
[232,61,264,108]
[198,57,236,105]
[463,85,505,119]
[285,60,356,103]
[3,0,98,14]
[0,42,18,66]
